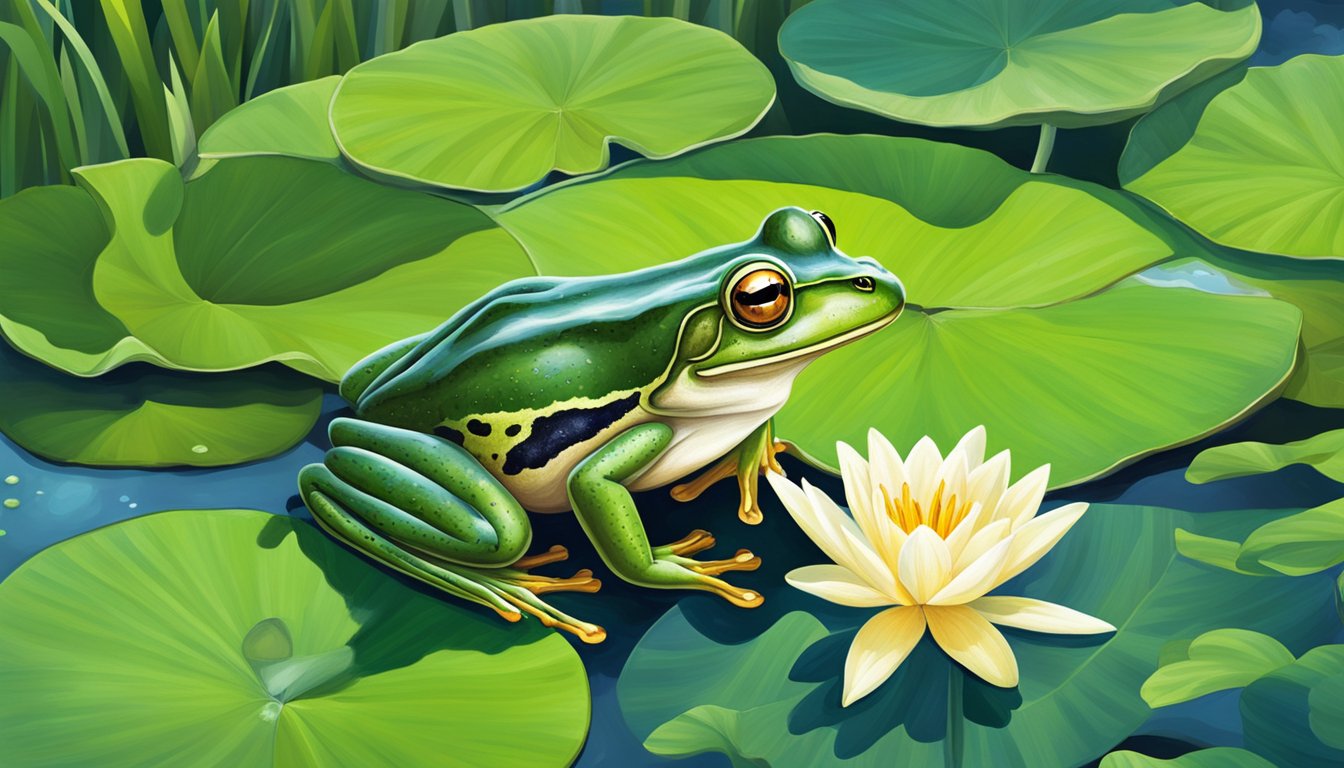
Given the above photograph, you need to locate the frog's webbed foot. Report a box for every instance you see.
[650,530,762,605]
[670,421,793,525]
[479,554,607,643]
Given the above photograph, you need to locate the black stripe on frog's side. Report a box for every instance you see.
[467,418,491,436]
[502,393,641,476]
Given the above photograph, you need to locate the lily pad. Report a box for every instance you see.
[1187,428,1344,484]
[1125,54,1344,259]
[0,509,589,767]
[497,135,1301,485]
[1140,628,1294,707]
[197,77,341,162]
[1178,498,1344,577]
[1242,645,1344,767]
[777,0,1261,129]
[330,15,775,192]
[0,156,533,382]
[618,504,1338,767]
[0,343,320,467]
[1101,748,1276,768]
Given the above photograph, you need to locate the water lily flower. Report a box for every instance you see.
[767,426,1115,706]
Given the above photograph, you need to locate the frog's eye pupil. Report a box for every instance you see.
[730,268,792,329]
[809,210,837,246]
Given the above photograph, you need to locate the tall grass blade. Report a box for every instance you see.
[190,11,236,131]
[30,0,129,157]
[97,0,174,159]
[161,0,201,75]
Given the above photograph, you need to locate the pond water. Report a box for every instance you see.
[2,393,1341,767]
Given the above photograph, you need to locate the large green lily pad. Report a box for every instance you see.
[777,0,1260,129]
[497,135,1300,486]
[330,15,774,192]
[0,509,589,767]
[0,342,320,467]
[1125,54,1344,259]
[0,157,533,382]
[618,505,1337,767]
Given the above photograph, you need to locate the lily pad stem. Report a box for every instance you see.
[1031,123,1056,174]
[945,665,965,768]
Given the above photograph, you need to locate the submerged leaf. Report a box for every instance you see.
[1101,748,1276,768]
[1242,645,1344,766]
[1177,499,1344,577]
[0,510,589,767]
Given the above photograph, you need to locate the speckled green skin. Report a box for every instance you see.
[297,207,906,630]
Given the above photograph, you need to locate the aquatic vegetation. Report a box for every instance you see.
[1,4,1343,766]
[779,0,1261,169]
[0,509,589,767]
[618,503,1338,767]
[497,135,1302,486]
[768,426,1114,702]
[1124,54,1344,259]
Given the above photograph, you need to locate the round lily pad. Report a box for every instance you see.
[0,510,589,767]
[777,0,1261,129]
[0,156,534,382]
[1125,54,1344,259]
[330,15,775,191]
[0,342,320,467]
[496,135,1300,486]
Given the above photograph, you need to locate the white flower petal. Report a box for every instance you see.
[991,502,1089,590]
[842,606,926,707]
[929,537,1012,605]
[996,464,1051,530]
[896,525,951,604]
[904,436,943,508]
[838,441,880,547]
[971,596,1116,635]
[944,501,985,564]
[924,604,1019,688]
[867,428,908,495]
[803,479,897,594]
[786,565,900,607]
[950,426,987,471]
[932,449,970,519]
[768,472,859,576]
[966,451,1010,529]
[953,519,1011,574]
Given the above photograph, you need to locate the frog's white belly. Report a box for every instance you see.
[627,358,807,492]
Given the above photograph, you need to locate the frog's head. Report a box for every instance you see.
[681,207,904,381]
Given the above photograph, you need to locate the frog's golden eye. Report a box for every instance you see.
[809,210,836,246]
[730,268,792,329]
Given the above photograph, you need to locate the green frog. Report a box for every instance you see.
[298,207,904,642]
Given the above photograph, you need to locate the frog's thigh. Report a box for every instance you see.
[300,418,531,568]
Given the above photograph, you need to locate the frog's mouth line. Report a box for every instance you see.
[697,310,901,378]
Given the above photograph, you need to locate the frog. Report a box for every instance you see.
[298,207,905,643]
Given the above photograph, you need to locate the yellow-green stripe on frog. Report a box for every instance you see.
[298,207,905,642]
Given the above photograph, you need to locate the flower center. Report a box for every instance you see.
[879,480,973,538]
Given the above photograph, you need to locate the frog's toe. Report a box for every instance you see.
[655,528,716,557]
[513,544,569,570]
[680,549,761,577]
[510,567,602,595]
[696,575,765,609]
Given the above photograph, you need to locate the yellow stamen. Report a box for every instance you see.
[927,480,946,533]
[880,483,922,533]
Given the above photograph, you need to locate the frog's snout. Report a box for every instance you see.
[852,258,905,316]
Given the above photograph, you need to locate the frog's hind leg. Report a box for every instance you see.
[299,419,605,643]
[670,420,793,525]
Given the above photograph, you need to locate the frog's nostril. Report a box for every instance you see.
[852,276,875,292]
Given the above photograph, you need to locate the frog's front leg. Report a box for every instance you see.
[569,424,763,607]
[299,418,605,643]
[670,420,792,525]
